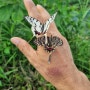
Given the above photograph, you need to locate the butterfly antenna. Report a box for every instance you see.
[28,36,35,43]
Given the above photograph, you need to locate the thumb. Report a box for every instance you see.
[11,37,37,64]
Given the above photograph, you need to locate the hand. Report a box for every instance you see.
[11,0,90,90]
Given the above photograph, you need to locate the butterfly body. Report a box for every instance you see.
[45,46,55,53]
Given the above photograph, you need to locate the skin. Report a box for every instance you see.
[11,0,90,90]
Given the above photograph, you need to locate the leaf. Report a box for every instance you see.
[4,47,10,55]
[11,9,24,23]
[0,0,18,7]
[0,67,7,79]
[0,80,2,87]
[5,69,18,76]
[0,5,13,21]
[4,52,16,68]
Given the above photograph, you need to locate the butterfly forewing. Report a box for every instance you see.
[25,16,41,26]
[43,12,57,33]
[52,36,63,46]
[34,36,45,46]
[25,16,43,36]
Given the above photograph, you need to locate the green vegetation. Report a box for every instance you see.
[0,0,90,89]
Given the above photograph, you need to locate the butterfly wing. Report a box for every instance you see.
[25,16,42,36]
[34,36,45,46]
[43,12,57,33]
[25,16,42,27]
[52,36,63,46]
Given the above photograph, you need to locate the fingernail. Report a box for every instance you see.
[37,4,41,8]
[11,37,20,45]
[37,4,40,6]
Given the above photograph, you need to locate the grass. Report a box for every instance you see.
[0,0,90,89]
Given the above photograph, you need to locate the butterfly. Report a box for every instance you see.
[25,12,57,36]
[34,35,63,52]
[34,35,63,63]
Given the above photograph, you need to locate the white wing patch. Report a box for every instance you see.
[43,12,57,33]
[25,12,57,36]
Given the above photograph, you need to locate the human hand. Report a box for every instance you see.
[11,0,90,90]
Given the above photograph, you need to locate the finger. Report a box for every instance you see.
[24,0,35,14]
[37,5,50,21]
[11,37,37,64]
[24,0,43,22]
[37,5,60,35]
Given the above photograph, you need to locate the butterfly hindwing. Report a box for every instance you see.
[34,36,45,46]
